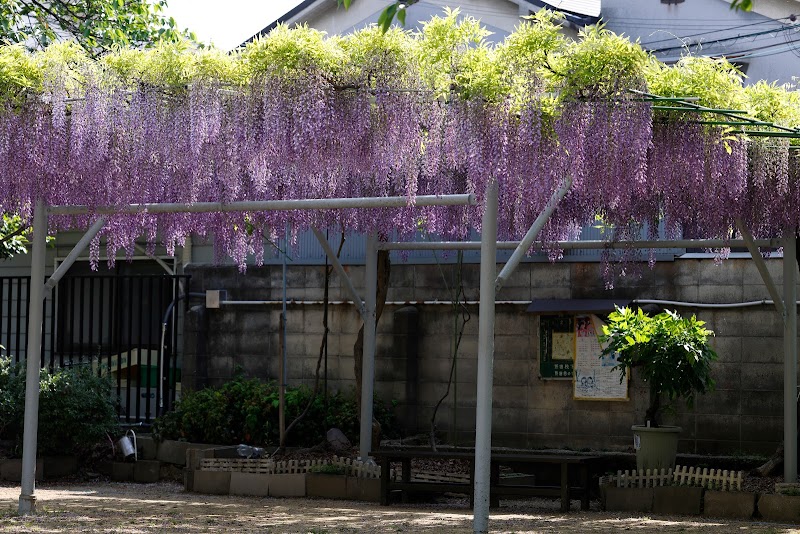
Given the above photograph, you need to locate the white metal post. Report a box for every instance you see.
[474,182,498,534]
[359,232,379,461]
[495,175,572,291]
[19,200,48,514]
[784,229,798,483]
[312,228,366,319]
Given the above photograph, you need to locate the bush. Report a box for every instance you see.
[0,357,120,456]
[152,375,397,447]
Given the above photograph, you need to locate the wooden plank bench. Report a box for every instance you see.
[374,448,602,512]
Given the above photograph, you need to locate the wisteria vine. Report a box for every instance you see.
[0,14,797,274]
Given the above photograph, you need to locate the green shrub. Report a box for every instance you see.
[0,357,120,456]
[152,375,397,447]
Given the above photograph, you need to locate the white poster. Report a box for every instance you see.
[573,314,629,401]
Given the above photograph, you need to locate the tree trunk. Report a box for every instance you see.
[354,249,390,444]
[754,442,784,477]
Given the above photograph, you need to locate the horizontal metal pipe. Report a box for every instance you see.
[47,194,476,216]
[378,238,780,251]
[219,298,789,309]
[218,300,531,306]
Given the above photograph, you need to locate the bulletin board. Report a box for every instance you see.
[572,314,629,401]
[539,315,575,379]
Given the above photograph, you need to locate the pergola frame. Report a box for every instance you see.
[14,86,800,534]
[17,193,476,514]
[379,187,797,533]
[16,187,799,534]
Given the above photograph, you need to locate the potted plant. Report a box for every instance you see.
[600,307,717,471]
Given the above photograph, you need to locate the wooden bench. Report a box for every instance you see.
[373,448,601,512]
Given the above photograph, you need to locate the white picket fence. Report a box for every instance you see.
[599,465,743,491]
[199,456,381,479]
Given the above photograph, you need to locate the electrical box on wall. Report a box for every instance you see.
[205,289,227,308]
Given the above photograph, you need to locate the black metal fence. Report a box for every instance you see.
[0,274,189,423]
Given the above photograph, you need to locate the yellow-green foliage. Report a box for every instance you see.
[415,8,492,98]
[0,45,42,104]
[340,26,416,86]
[556,25,650,101]
[36,42,95,94]
[743,81,800,127]
[646,56,746,111]
[101,41,241,90]
[497,11,565,106]
[0,8,799,131]
[240,24,343,80]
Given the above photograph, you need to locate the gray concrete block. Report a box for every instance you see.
[307,473,347,499]
[158,440,220,466]
[740,415,783,442]
[110,462,134,482]
[268,473,306,497]
[346,477,381,502]
[43,456,78,479]
[137,435,158,461]
[230,472,270,497]
[603,486,653,512]
[133,460,161,483]
[740,336,782,363]
[530,264,570,288]
[0,459,43,482]
[192,470,231,495]
[757,494,800,523]
[653,486,703,515]
[703,490,755,519]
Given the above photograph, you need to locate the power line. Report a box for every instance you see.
[648,24,795,53]
[639,16,793,47]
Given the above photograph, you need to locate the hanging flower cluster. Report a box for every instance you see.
[0,13,797,271]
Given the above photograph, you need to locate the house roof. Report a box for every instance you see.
[242,0,321,46]
[243,0,601,46]
[529,0,600,17]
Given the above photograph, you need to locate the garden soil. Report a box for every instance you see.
[1,480,800,533]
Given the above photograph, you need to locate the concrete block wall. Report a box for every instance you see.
[184,257,797,455]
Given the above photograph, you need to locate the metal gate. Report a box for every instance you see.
[0,274,189,424]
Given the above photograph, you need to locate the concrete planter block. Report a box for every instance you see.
[602,486,653,512]
[307,474,347,499]
[111,462,135,482]
[230,472,270,497]
[43,456,78,479]
[137,435,158,461]
[192,470,231,495]
[0,458,44,482]
[183,448,215,491]
[133,460,162,483]
[758,494,800,523]
[346,477,381,502]
[703,490,756,519]
[158,440,222,466]
[653,486,703,516]
[268,473,306,497]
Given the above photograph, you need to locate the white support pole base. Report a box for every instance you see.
[18,494,36,514]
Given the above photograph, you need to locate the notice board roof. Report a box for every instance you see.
[526,299,630,314]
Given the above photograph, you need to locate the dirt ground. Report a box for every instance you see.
[1,481,800,533]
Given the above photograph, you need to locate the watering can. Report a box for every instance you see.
[117,429,138,461]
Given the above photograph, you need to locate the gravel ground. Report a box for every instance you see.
[1,480,799,533]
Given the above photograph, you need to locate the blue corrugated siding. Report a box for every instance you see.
[262,222,683,265]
